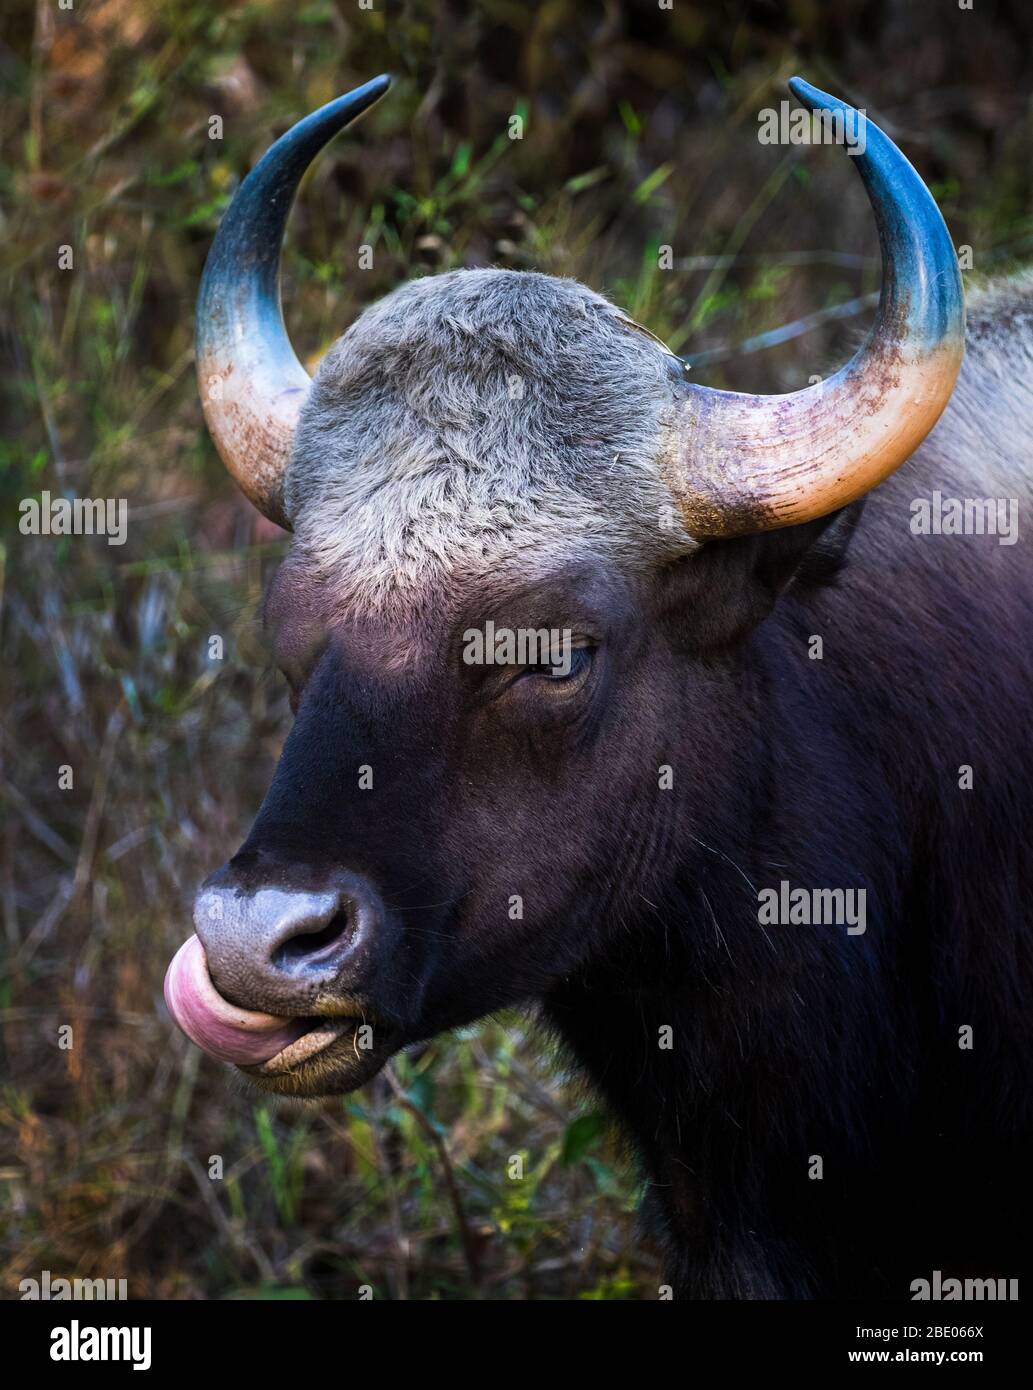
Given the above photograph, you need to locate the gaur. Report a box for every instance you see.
[166,75,1033,1298]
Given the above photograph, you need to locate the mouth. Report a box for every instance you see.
[164,935,394,1095]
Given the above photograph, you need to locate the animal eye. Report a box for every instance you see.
[523,647,593,683]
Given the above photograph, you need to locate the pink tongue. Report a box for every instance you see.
[163,934,309,1065]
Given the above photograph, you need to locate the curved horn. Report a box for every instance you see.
[664,78,965,538]
[196,76,391,528]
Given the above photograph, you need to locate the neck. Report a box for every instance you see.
[543,642,909,1296]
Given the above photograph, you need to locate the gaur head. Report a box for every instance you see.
[165,75,964,1096]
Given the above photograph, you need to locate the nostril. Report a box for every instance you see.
[193,877,381,1010]
[272,907,356,970]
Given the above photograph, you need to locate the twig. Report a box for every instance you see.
[1,777,77,865]
[676,250,876,271]
[687,291,879,369]
[384,1063,482,1291]
[182,1151,276,1284]
[14,704,125,968]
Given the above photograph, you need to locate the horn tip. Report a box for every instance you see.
[326,73,392,123]
[787,76,839,113]
[360,73,392,103]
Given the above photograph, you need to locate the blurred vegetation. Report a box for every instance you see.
[1,0,1032,1299]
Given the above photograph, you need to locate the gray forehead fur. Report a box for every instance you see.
[286,268,694,611]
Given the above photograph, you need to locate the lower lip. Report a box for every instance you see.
[242,1017,357,1076]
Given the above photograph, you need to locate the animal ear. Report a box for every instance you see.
[657,501,865,650]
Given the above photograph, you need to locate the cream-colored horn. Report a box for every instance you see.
[663,78,964,539]
[195,77,390,528]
